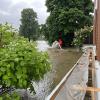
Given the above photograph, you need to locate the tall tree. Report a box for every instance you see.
[46,0,94,46]
[39,24,49,40]
[19,8,39,41]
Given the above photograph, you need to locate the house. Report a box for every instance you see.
[93,0,100,61]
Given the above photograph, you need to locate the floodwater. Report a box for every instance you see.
[24,41,82,100]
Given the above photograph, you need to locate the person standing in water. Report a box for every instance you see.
[52,40,62,49]
[58,38,63,48]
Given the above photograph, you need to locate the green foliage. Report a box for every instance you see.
[73,26,93,47]
[39,24,49,40]
[0,23,17,47]
[19,8,39,41]
[0,37,50,89]
[0,24,51,98]
[45,0,94,46]
[0,92,21,100]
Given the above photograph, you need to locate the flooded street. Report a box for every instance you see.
[28,41,82,100]
[48,48,82,87]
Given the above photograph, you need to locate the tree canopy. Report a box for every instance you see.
[45,0,94,46]
[19,8,39,41]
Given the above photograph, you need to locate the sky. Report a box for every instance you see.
[0,0,94,28]
[0,0,49,28]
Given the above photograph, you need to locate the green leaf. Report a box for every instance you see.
[0,97,3,100]
[16,73,22,79]
[3,75,8,80]
[0,67,6,72]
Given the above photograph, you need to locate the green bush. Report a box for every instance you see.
[0,24,51,100]
[0,37,50,89]
[0,23,17,47]
[73,26,93,47]
[0,92,21,100]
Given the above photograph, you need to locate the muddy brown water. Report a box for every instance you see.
[2,41,82,100]
[48,48,82,88]
[27,48,82,100]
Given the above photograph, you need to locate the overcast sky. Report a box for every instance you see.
[0,0,94,28]
[0,0,49,28]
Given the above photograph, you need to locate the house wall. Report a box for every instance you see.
[93,0,100,61]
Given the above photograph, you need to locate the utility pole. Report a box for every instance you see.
[93,0,100,61]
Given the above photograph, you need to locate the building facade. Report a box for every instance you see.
[93,0,100,61]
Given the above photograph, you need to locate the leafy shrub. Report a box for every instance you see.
[0,23,17,47]
[0,92,21,100]
[73,26,93,47]
[0,23,51,100]
[0,37,50,90]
